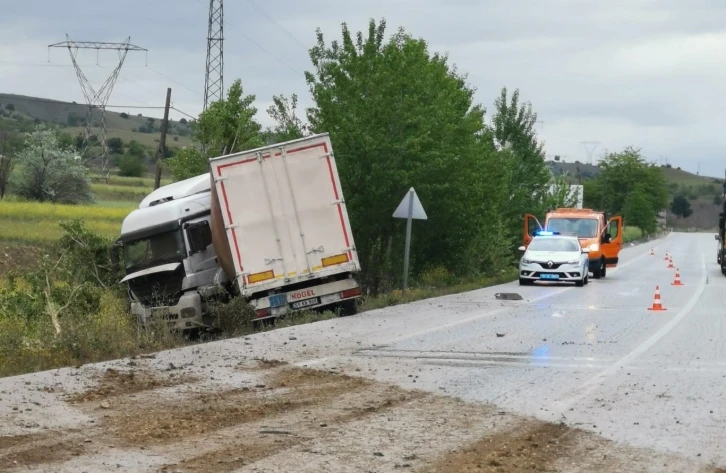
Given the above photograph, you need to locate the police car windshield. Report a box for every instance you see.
[547,218,598,238]
[529,238,580,252]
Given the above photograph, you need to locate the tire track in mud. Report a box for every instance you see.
[2,360,724,473]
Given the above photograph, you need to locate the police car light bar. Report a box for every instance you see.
[534,230,559,236]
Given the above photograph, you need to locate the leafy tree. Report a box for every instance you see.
[670,195,693,218]
[117,154,144,177]
[193,79,263,156]
[10,125,92,204]
[0,131,24,199]
[543,173,581,211]
[305,18,507,289]
[5,103,14,111]
[179,118,187,125]
[119,112,129,119]
[593,146,668,216]
[262,93,308,144]
[164,146,207,181]
[126,140,146,158]
[107,137,124,154]
[489,87,552,243]
[625,187,657,235]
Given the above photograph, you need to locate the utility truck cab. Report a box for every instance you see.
[523,208,623,279]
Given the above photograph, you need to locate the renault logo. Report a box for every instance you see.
[547,261,554,268]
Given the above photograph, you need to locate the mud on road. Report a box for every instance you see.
[1,357,721,473]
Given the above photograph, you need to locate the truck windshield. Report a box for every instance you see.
[547,218,599,238]
[123,230,185,272]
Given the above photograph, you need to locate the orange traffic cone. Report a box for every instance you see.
[668,257,675,269]
[671,269,683,286]
[648,286,667,311]
[664,251,669,261]
[650,248,655,256]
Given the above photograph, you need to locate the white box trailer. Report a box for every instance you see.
[209,133,362,318]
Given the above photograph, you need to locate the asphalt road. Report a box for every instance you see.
[1,231,724,472]
[290,231,726,468]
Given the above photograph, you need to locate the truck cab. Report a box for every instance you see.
[523,208,623,279]
[118,174,230,331]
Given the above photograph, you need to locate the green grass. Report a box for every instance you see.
[622,226,643,243]
[0,172,149,244]
[661,167,722,187]
[65,126,194,149]
[360,269,519,312]
[0,200,134,243]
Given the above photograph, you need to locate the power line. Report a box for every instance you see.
[192,0,301,75]
[171,106,197,120]
[146,65,202,98]
[244,0,310,52]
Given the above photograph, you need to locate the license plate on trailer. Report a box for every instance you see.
[291,297,320,310]
[540,274,559,280]
[269,294,288,308]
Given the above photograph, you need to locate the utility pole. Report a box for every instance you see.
[154,88,172,190]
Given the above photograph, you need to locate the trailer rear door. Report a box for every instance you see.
[209,134,360,296]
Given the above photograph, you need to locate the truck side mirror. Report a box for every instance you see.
[186,221,213,255]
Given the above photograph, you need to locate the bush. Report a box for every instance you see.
[118,154,145,177]
[120,112,129,119]
[417,265,458,289]
[10,125,92,204]
[107,137,124,154]
[0,220,184,376]
[208,296,256,337]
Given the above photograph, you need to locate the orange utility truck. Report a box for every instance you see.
[523,208,623,279]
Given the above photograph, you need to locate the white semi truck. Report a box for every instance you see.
[117,133,362,330]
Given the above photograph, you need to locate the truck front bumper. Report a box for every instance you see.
[130,291,205,331]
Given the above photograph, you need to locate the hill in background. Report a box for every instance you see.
[548,160,723,230]
[1,92,723,230]
[0,92,194,155]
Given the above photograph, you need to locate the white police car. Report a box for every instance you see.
[518,231,590,287]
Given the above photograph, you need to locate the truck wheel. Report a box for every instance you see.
[337,299,358,317]
[600,259,607,278]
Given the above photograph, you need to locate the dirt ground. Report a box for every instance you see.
[0,358,721,473]
[0,244,44,279]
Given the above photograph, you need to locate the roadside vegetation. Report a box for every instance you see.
[0,19,681,377]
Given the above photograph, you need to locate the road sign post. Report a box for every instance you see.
[393,187,427,294]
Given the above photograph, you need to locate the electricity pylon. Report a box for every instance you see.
[49,35,146,182]
[580,141,600,165]
[204,0,224,111]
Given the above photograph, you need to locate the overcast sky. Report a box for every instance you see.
[2,0,725,176]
